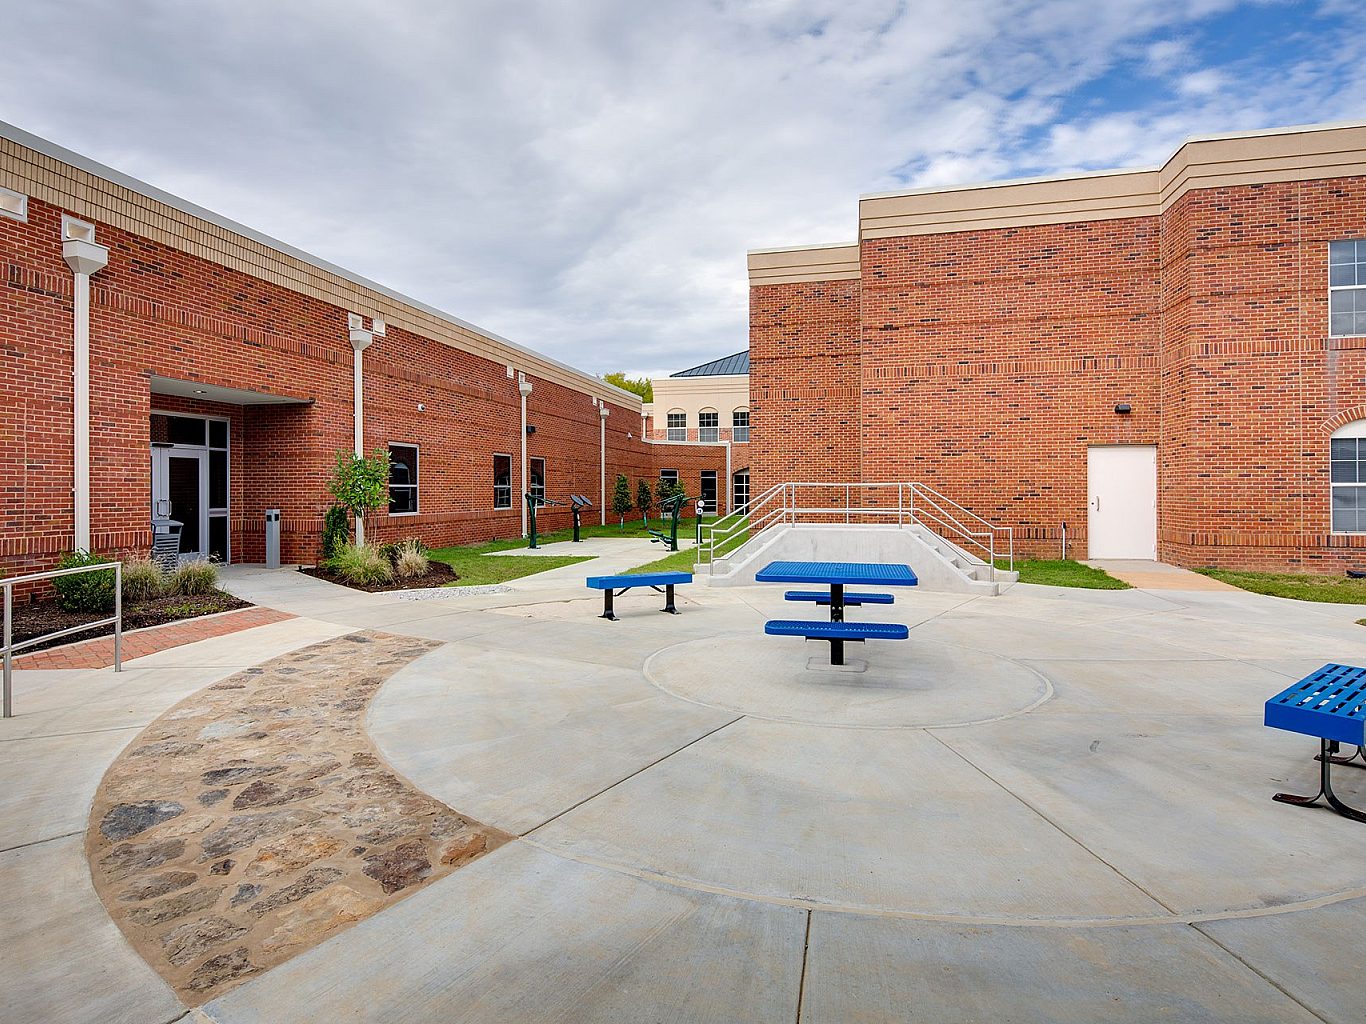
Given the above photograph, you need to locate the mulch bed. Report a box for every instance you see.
[299,561,459,593]
[9,590,250,652]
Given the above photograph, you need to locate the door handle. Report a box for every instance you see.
[1090,496,1100,511]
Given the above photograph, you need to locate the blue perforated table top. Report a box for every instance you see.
[1265,663,1366,746]
[754,561,918,587]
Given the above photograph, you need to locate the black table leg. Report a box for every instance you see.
[600,589,618,621]
[830,583,844,623]
[1275,738,1366,822]
[831,637,844,666]
[662,583,679,614]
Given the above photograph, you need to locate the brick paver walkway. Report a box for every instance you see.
[14,606,294,670]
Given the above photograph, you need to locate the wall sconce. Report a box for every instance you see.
[526,424,536,436]
[1114,403,1132,415]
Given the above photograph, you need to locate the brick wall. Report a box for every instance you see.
[749,174,1366,570]
[2,195,727,572]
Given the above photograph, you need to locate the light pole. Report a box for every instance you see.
[348,314,381,543]
[599,404,610,526]
[518,375,533,537]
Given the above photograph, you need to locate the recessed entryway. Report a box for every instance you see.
[1087,445,1157,559]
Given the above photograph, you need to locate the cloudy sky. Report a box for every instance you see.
[2,1,1361,377]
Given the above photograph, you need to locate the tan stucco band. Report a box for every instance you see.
[858,121,1366,240]
[746,242,860,286]
[0,122,637,408]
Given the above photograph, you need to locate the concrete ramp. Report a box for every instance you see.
[700,524,1016,595]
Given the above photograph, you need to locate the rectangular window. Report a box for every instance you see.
[732,409,749,443]
[698,411,719,443]
[1331,436,1366,532]
[700,470,717,509]
[388,444,419,515]
[733,469,749,512]
[666,412,686,442]
[494,454,512,509]
[0,186,26,222]
[660,469,679,489]
[530,457,546,503]
[1330,240,1366,338]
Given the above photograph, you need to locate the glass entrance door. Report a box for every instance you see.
[151,448,208,561]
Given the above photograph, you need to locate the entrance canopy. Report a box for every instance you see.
[149,375,313,406]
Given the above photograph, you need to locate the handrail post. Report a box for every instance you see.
[114,562,123,673]
[845,483,850,525]
[3,582,12,719]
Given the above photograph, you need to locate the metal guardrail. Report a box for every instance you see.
[3,561,123,718]
[700,482,1013,579]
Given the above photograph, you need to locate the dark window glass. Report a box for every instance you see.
[389,444,418,514]
[167,415,205,446]
[530,458,546,502]
[1332,432,1366,532]
[494,455,512,509]
[700,471,717,507]
[732,469,750,511]
[208,515,228,563]
[209,450,228,508]
[209,419,228,449]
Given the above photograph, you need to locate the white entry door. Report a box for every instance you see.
[1087,446,1157,559]
[151,448,208,561]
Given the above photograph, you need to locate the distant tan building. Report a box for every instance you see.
[642,351,751,511]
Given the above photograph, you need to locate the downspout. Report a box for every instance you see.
[518,375,532,537]
[62,220,109,553]
[725,440,732,515]
[599,404,610,526]
[349,323,375,543]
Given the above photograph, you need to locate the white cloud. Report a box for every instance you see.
[0,0,1358,378]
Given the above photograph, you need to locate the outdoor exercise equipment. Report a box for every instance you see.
[570,494,593,542]
[525,493,564,549]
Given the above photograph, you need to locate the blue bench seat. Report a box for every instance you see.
[586,572,692,621]
[765,618,908,666]
[1265,663,1366,823]
[783,590,894,607]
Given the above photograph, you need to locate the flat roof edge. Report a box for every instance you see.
[0,119,637,405]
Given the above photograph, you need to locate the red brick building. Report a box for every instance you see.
[0,123,728,573]
[748,122,1366,571]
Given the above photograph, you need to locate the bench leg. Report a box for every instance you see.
[661,583,679,615]
[1317,744,1366,770]
[1275,739,1366,823]
[600,589,618,622]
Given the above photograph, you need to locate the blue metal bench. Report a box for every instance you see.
[784,590,895,607]
[765,619,909,666]
[586,572,692,621]
[1265,663,1366,822]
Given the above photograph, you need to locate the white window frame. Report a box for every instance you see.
[1330,421,1366,534]
[698,410,719,444]
[388,442,419,516]
[731,408,749,443]
[150,409,232,563]
[493,453,513,509]
[0,186,27,222]
[1330,239,1366,339]
[666,411,687,442]
[733,468,750,512]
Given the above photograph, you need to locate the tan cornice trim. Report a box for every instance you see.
[0,120,638,408]
[857,120,1366,241]
[748,242,860,286]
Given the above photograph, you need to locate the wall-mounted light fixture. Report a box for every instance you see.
[1114,403,1132,415]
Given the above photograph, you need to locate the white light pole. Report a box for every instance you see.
[599,404,610,526]
[518,374,533,537]
[349,315,378,543]
[62,219,109,552]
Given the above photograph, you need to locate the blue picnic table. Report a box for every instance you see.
[754,560,917,665]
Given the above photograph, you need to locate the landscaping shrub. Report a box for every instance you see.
[321,504,350,559]
[391,539,430,579]
[53,550,116,613]
[325,542,393,585]
[121,556,165,602]
[169,558,219,596]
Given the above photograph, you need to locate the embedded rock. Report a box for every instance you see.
[118,870,199,902]
[100,800,185,841]
[247,867,343,916]
[99,838,187,879]
[161,916,248,967]
[186,947,258,993]
[128,886,225,927]
[363,840,432,894]
[246,832,342,876]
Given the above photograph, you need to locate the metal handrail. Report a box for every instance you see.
[699,481,1014,577]
[3,561,123,718]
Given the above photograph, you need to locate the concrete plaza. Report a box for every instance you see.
[4,542,1366,1022]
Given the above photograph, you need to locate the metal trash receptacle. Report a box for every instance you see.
[151,518,182,572]
[264,509,281,568]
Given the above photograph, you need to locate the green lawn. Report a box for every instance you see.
[623,547,700,575]
[998,559,1131,589]
[1194,568,1366,604]
[427,538,594,587]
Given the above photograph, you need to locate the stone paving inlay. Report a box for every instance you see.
[85,630,510,1004]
